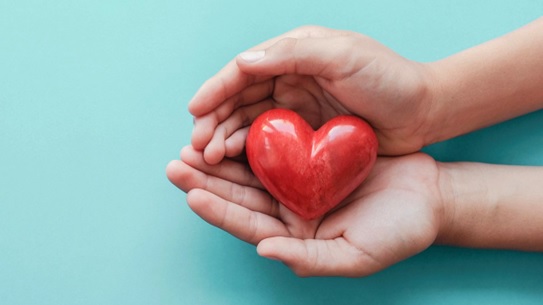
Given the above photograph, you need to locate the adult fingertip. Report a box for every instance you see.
[256,239,272,255]
[186,188,210,208]
[165,160,190,184]
[257,239,281,261]
[165,160,203,193]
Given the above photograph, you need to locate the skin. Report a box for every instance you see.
[168,147,443,277]
[188,18,543,162]
[188,26,433,161]
[437,163,543,252]
[168,18,543,277]
[167,149,543,277]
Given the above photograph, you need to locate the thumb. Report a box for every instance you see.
[236,36,357,79]
[256,236,381,277]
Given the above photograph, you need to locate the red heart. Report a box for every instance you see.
[246,109,378,220]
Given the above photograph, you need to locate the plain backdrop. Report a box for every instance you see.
[1,1,543,304]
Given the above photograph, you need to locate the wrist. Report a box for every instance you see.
[418,61,450,147]
[433,162,491,246]
[434,161,456,245]
[420,18,543,147]
[386,61,446,154]
[433,162,543,251]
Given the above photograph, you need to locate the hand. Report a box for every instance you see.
[166,147,444,277]
[188,26,436,164]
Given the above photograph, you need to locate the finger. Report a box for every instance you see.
[167,160,278,216]
[237,35,363,80]
[219,79,275,118]
[203,99,274,164]
[180,145,263,189]
[192,114,220,150]
[188,61,266,117]
[188,26,337,117]
[190,80,274,150]
[166,159,198,193]
[187,189,289,245]
[225,127,250,158]
[257,236,383,277]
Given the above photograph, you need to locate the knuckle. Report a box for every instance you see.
[230,182,246,204]
[293,25,326,36]
[274,37,298,51]
[245,212,259,244]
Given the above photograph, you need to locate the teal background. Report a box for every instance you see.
[1,0,542,304]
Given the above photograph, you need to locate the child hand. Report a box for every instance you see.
[189,26,435,164]
[167,147,443,277]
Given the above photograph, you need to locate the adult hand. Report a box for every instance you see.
[189,26,435,164]
[167,147,444,277]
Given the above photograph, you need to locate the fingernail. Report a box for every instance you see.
[238,50,265,63]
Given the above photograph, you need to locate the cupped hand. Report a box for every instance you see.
[189,26,436,164]
[166,146,444,277]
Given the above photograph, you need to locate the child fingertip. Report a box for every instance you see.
[238,50,265,63]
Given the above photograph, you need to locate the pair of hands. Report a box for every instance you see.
[167,26,447,277]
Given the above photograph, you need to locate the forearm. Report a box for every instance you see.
[426,17,543,144]
[436,162,543,251]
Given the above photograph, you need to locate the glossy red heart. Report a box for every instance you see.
[246,109,378,220]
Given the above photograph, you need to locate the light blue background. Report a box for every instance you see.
[1,1,542,304]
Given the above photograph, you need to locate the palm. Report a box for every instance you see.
[313,154,441,272]
[167,147,442,276]
[269,75,346,130]
[270,60,425,137]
